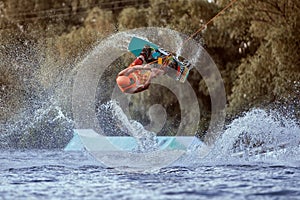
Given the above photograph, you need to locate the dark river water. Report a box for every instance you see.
[1,150,300,200]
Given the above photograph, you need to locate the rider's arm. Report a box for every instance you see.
[143,68,165,86]
[134,83,150,93]
[118,65,152,76]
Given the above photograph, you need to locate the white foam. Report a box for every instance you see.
[207,108,300,163]
[101,100,158,152]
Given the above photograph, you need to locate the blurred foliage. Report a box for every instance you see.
[118,7,148,30]
[50,7,114,60]
[0,0,299,147]
[214,0,300,114]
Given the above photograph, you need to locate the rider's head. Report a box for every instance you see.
[116,76,131,88]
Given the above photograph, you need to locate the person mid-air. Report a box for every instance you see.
[116,39,191,94]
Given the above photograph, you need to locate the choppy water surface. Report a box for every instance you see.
[2,108,300,200]
[1,150,300,200]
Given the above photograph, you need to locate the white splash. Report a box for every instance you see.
[207,108,300,163]
[101,100,158,152]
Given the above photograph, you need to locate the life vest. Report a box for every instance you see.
[117,69,151,93]
[117,72,137,93]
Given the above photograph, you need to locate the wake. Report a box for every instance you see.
[98,99,300,168]
[181,108,300,167]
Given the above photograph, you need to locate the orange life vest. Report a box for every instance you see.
[117,67,151,93]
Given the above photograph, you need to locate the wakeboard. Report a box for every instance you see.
[128,37,192,83]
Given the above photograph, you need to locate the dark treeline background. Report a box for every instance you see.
[1,0,299,142]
